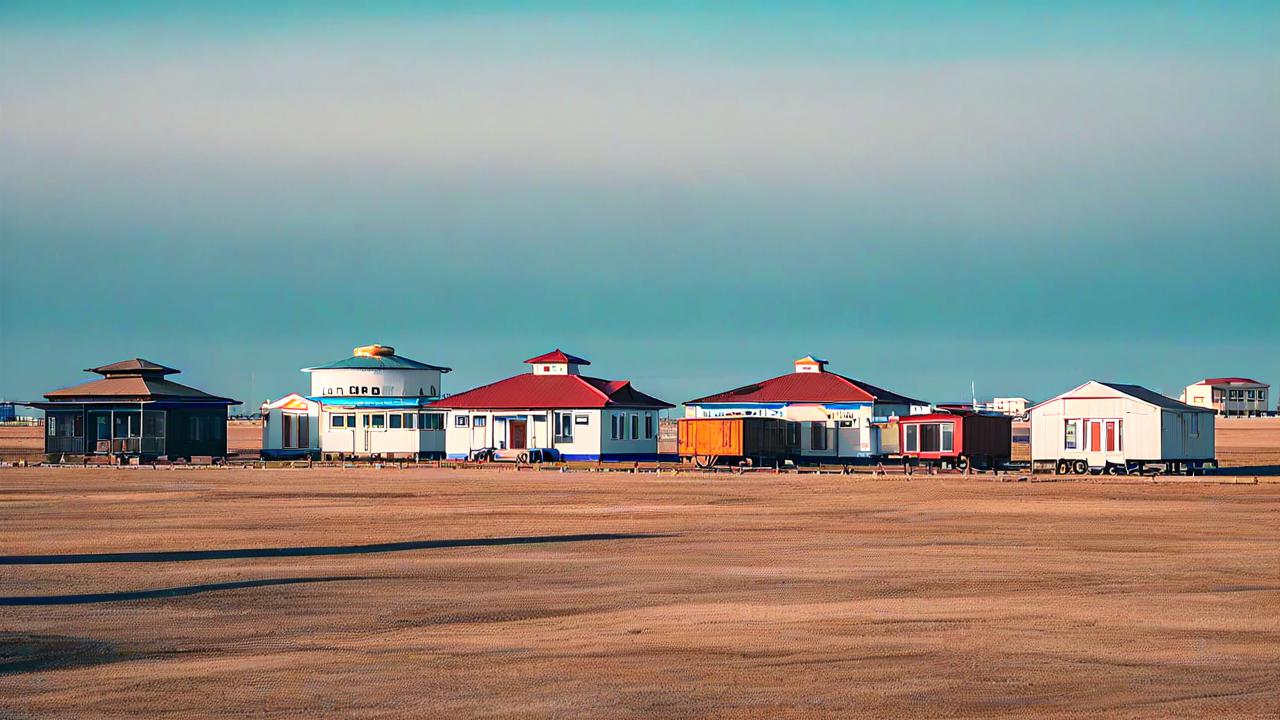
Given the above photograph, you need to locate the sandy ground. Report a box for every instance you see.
[0,467,1277,718]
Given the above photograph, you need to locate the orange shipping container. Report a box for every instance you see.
[677,417,797,467]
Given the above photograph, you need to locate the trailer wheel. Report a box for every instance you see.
[1055,459,1070,475]
[955,455,969,471]
[1072,459,1088,475]
[1106,464,1121,475]
[517,452,529,464]
[694,455,717,469]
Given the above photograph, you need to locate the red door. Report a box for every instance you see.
[1105,422,1116,452]
[509,419,527,450]
[1089,421,1101,452]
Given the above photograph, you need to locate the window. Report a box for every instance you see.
[331,414,346,429]
[556,412,572,440]
[919,423,940,452]
[574,414,589,425]
[420,413,443,430]
[811,422,828,451]
[631,414,639,440]
[403,413,415,429]
[297,415,308,448]
[1187,413,1200,437]
[645,414,654,439]
[611,414,622,440]
[1247,390,1256,400]
[189,416,204,441]
[940,423,954,452]
[389,414,403,429]
[365,414,386,429]
[48,414,84,438]
[282,414,296,448]
[473,416,487,428]
[905,424,918,452]
[787,422,801,447]
[455,415,469,427]
[1064,420,1078,450]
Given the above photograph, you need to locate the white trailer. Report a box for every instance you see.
[1030,381,1215,475]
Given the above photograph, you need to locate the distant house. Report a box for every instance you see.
[432,350,673,461]
[262,344,451,460]
[684,355,929,461]
[1030,380,1214,475]
[989,397,1030,416]
[1180,378,1269,417]
[29,359,241,461]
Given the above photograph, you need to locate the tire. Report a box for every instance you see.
[955,455,969,471]
[1055,459,1070,475]
[517,452,529,464]
[1072,459,1088,475]
[1106,464,1120,475]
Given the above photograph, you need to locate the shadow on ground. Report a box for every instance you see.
[0,532,671,565]
[0,576,372,606]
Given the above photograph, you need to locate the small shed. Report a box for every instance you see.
[261,393,320,460]
[1030,381,1214,475]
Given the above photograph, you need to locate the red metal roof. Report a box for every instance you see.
[431,374,671,410]
[524,349,590,366]
[1199,377,1266,386]
[686,371,924,406]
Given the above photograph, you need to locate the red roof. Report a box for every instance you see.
[525,349,590,366]
[1199,377,1266,386]
[687,371,925,406]
[431,374,671,410]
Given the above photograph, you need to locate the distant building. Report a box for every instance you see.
[432,349,673,461]
[1031,380,1214,475]
[0,402,16,423]
[684,355,929,461]
[262,344,451,460]
[29,358,240,461]
[1179,378,1269,417]
[989,397,1030,416]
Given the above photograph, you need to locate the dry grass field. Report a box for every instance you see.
[0,466,1278,718]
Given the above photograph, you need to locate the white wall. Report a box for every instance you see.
[318,408,446,457]
[308,368,444,399]
[444,408,661,459]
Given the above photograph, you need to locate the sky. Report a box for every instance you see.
[1,1,1277,410]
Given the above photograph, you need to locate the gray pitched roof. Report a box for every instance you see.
[1097,382,1207,412]
[303,354,451,372]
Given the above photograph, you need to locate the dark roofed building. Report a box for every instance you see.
[30,358,241,461]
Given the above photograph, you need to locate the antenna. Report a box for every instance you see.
[971,381,977,411]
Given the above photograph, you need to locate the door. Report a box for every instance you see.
[1089,421,1102,453]
[89,411,111,453]
[509,419,527,450]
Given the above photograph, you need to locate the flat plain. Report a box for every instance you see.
[1,462,1278,718]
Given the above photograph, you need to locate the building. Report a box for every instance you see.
[0,402,16,423]
[431,349,673,461]
[988,397,1030,416]
[260,393,320,459]
[684,355,929,462]
[29,358,241,461]
[1180,378,1269,417]
[1030,380,1215,475]
[261,344,451,460]
[896,411,1012,470]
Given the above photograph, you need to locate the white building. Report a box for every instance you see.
[989,397,1030,416]
[262,344,451,460]
[683,355,930,461]
[1030,380,1215,475]
[1180,378,1269,417]
[431,349,673,461]
[260,393,320,459]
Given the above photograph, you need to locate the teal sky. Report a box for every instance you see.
[1,2,1277,408]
